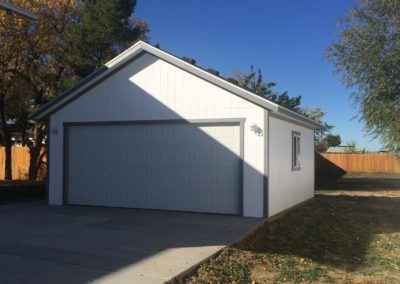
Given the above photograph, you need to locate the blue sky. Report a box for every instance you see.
[136,1,382,151]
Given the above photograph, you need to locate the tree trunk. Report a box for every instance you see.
[28,144,41,180]
[28,124,46,181]
[4,131,12,180]
[0,94,12,180]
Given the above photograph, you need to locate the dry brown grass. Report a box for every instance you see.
[185,188,400,283]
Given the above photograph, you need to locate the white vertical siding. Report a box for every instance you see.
[268,115,315,216]
[49,53,266,217]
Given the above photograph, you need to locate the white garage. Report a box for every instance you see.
[32,41,320,218]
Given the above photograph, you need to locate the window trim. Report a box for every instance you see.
[292,131,301,171]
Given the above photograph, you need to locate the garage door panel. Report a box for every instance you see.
[66,122,242,214]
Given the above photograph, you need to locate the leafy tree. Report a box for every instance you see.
[229,66,302,111]
[182,57,196,65]
[0,0,73,180]
[301,107,341,152]
[327,0,400,152]
[66,0,148,78]
[325,134,341,148]
[0,0,148,180]
[315,134,342,152]
[206,68,220,76]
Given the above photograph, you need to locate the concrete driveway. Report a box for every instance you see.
[0,202,261,284]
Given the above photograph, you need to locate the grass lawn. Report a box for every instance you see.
[186,189,400,283]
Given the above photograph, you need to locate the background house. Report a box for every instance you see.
[326,145,358,153]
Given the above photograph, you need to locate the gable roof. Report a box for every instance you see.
[31,41,321,129]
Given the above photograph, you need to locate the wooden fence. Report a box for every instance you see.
[317,153,400,174]
[0,146,46,180]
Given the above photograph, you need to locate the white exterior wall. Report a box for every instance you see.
[48,53,266,217]
[268,115,315,216]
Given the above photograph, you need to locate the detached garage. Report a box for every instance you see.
[32,41,320,218]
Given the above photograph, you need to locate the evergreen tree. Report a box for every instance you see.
[66,0,149,79]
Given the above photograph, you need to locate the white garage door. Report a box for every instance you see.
[65,121,242,214]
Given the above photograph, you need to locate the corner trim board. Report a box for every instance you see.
[62,126,69,204]
[264,109,269,217]
[46,119,50,203]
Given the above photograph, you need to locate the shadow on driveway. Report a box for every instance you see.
[0,203,261,283]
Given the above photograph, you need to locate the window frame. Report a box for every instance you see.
[292,131,301,171]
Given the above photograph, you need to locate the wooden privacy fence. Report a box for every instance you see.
[317,153,400,174]
[0,146,46,180]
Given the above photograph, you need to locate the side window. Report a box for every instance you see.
[292,131,301,171]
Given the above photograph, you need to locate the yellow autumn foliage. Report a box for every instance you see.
[0,0,78,94]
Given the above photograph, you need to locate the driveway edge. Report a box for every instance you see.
[166,198,315,283]
[165,218,266,284]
